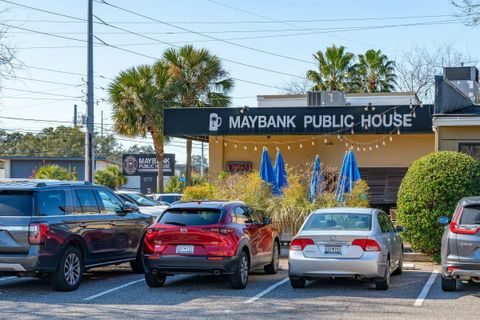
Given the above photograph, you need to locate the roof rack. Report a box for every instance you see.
[0,179,92,187]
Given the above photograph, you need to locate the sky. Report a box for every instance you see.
[0,0,479,164]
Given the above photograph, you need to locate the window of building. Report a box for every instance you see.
[459,143,480,160]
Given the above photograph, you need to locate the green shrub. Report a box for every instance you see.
[94,166,127,190]
[344,180,370,207]
[165,176,184,193]
[182,183,216,201]
[397,151,480,259]
[35,165,77,181]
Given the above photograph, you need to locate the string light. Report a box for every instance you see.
[357,146,360,152]
[389,136,393,142]
[369,146,372,151]
[234,143,237,148]
[364,124,368,130]
[215,137,218,144]
[413,110,417,118]
[311,139,315,146]
[351,128,355,135]
[345,142,349,147]
[287,144,291,150]
[382,140,386,146]
[254,144,258,151]
[324,138,328,144]
[299,142,303,149]
[397,128,401,135]
[243,145,247,150]
[337,134,341,140]
[375,144,379,149]
[363,147,366,151]
[224,141,227,147]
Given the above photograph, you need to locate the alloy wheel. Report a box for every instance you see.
[240,254,249,284]
[64,253,81,286]
[273,243,280,271]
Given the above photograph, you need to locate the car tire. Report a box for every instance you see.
[441,276,457,292]
[290,277,306,288]
[145,271,166,288]
[130,245,145,274]
[392,253,403,276]
[264,241,280,275]
[374,259,391,290]
[229,250,249,289]
[49,246,83,292]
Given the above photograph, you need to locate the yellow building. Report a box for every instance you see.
[164,66,480,210]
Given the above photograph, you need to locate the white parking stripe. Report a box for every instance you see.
[0,276,16,282]
[414,269,439,307]
[244,278,289,304]
[83,278,144,301]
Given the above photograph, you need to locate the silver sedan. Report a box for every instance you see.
[288,207,403,290]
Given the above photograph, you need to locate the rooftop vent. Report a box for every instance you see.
[307,91,346,107]
[443,66,479,102]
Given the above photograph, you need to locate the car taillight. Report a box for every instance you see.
[351,239,381,252]
[28,223,49,245]
[447,266,460,272]
[144,227,165,254]
[289,238,314,251]
[203,227,234,235]
[450,207,480,235]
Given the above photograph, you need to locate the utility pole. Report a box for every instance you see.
[200,141,204,178]
[73,104,78,128]
[85,0,95,182]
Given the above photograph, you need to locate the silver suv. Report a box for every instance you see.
[439,197,480,291]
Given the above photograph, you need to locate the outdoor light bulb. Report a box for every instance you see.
[369,146,372,151]
[357,146,360,151]
[413,111,417,118]
[234,143,237,148]
[215,138,218,144]
[243,145,247,150]
[337,134,341,140]
[254,145,258,151]
[375,144,379,149]
[300,142,303,149]
[364,125,368,130]
[351,128,354,135]
[311,139,315,146]
[371,106,375,111]
[382,140,386,146]
[287,144,291,150]
[224,141,227,147]
[364,106,368,111]
[397,128,401,135]
[363,147,366,151]
[389,136,393,142]
[345,142,349,147]
[325,138,329,144]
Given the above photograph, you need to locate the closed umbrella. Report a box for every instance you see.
[260,147,275,190]
[273,149,288,195]
[335,150,361,202]
[308,155,323,202]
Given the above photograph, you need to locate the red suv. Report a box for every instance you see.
[143,201,280,289]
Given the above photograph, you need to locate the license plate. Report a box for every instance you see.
[325,246,342,254]
[176,245,194,254]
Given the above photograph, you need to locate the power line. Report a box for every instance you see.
[1,87,83,98]
[0,96,80,101]
[13,76,84,87]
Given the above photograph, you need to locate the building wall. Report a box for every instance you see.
[8,160,112,180]
[436,126,480,151]
[209,133,435,174]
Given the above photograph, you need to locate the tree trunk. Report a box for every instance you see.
[151,131,164,193]
[185,138,193,186]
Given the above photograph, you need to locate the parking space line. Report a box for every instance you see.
[0,276,16,282]
[244,278,289,304]
[83,278,144,301]
[414,269,439,307]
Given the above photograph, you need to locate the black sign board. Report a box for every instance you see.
[226,161,252,173]
[122,154,175,177]
[164,105,433,136]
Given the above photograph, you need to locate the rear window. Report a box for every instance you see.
[159,195,181,204]
[125,193,158,207]
[460,205,480,225]
[303,213,372,231]
[158,208,222,226]
[0,191,33,217]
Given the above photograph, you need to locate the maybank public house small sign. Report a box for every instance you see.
[165,105,432,136]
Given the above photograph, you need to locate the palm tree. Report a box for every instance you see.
[354,49,396,93]
[163,45,234,185]
[109,61,174,193]
[307,45,356,92]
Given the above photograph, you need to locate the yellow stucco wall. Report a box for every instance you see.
[209,134,435,174]
[436,126,480,151]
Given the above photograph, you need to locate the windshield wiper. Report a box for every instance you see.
[164,221,186,226]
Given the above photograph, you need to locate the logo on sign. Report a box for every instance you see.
[209,113,222,131]
[123,155,138,175]
[180,228,188,233]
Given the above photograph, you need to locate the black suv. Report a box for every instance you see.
[0,180,153,291]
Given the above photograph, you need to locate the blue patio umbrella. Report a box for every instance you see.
[308,155,323,202]
[260,147,275,190]
[273,149,288,195]
[335,150,361,202]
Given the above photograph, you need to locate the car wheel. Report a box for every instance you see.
[49,246,83,291]
[145,271,166,287]
[392,253,403,276]
[264,241,280,274]
[290,277,306,288]
[375,259,391,290]
[229,250,249,289]
[130,244,145,274]
[441,276,457,292]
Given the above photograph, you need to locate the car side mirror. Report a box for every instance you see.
[395,226,405,233]
[262,216,271,225]
[120,201,138,215]
[438,216,450,225]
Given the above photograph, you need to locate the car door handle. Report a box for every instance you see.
[79,223,87,228]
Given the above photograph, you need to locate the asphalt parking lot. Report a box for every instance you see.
[0,260,478,320]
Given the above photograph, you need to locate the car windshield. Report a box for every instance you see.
[303,212,372,231]
[460,205,480,225]
[0,191,33,217]
[158,208,222,226]
[125,193,158,207]
[159,195,181,204]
